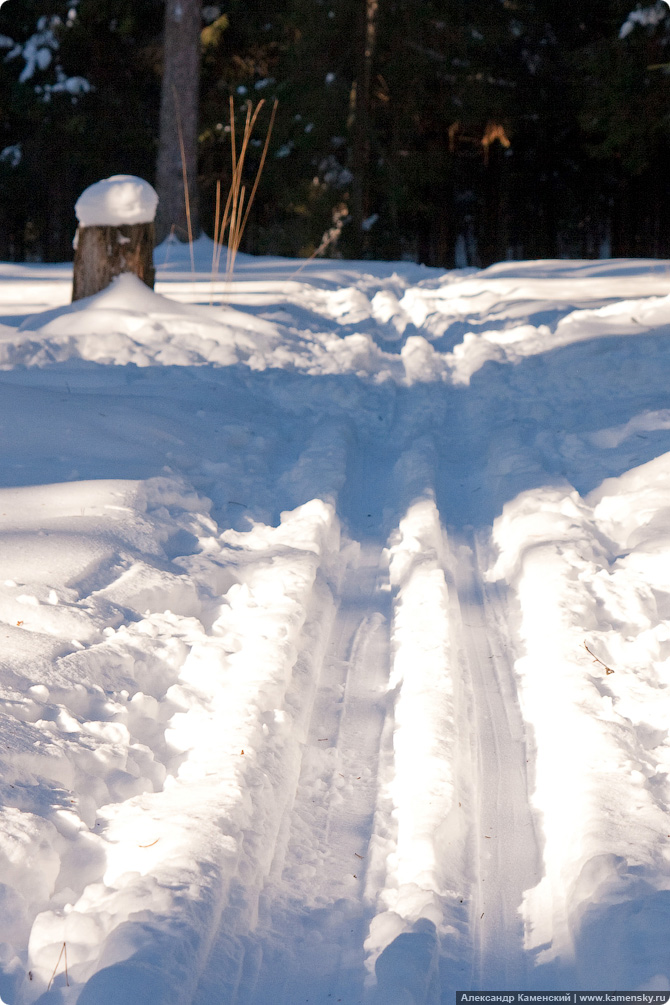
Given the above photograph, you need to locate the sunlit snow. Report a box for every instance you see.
[0,240,669,1002]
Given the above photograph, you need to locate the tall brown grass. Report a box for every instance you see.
[173,86,195,275]
[212,96,278,287]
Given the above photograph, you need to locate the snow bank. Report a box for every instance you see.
[488,456,670,988]
[74,176,158,228]
[7,247,670,393]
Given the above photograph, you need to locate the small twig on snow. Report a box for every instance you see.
[584,640,615,675]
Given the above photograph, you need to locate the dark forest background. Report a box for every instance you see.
[1,0,670,267]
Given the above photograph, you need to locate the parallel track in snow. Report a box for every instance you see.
[190,494,543,1000]
[449,532,541,990]
[193,540,392,1005]
[252,542,391,1005]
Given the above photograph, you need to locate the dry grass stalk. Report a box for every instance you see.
[211,96,278,291]
[47,942,69,991]
[212,179,221,254]
[173,85,195,275]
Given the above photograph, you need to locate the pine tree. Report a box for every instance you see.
[0,0,162,261]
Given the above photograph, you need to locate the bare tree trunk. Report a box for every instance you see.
[72,223,155,301]
[155,0,202,244]
[348,0,379,257]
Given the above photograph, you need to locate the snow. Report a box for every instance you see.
[0,146,21,168]
[0,239,670,1000]
[74,176,158,228]
[620,3,667,39]
[10,17,59,84]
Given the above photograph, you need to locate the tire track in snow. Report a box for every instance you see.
[450,531,541,989]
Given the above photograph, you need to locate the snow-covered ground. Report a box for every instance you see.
[0,239,670,1002]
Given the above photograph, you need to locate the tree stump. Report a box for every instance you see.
[72,221,156,301]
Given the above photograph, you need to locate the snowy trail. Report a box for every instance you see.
[450,533,540,990]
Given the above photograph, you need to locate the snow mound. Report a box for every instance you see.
[14,273,279,369]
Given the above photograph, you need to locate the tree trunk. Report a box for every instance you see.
[72,223,156,301]
[348,0,379,257]
[155,0,202,244]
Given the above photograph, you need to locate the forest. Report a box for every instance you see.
[1,0,669,268]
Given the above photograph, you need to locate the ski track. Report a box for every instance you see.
[451,532,541,990]
[90,420,535,1003]
[190,290,559,1000]
[244,543,392,1005]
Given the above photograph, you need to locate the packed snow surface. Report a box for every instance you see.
[74,176,158,228]
[0,241,670,1002]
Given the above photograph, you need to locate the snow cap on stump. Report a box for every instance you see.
[75,175,158,228]
[71,175,157,301]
